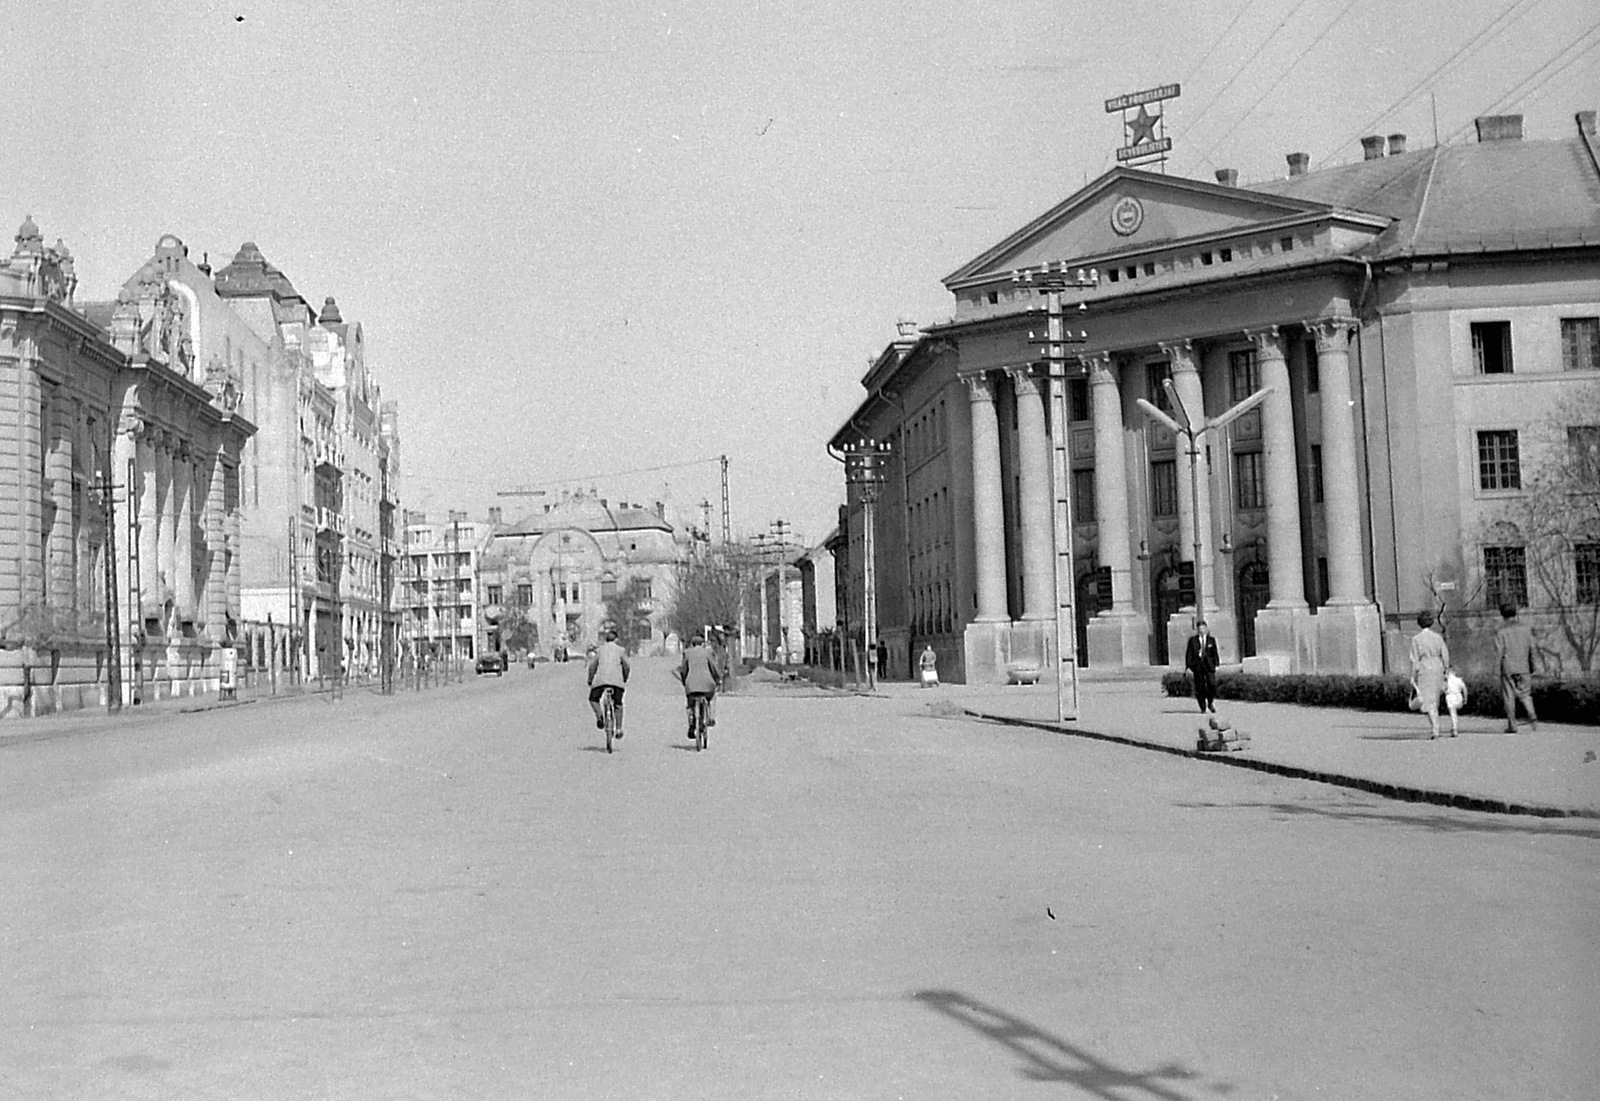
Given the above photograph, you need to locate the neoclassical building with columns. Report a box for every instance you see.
[834,110,1600,684]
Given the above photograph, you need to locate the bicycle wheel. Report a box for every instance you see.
[695,696,707,751]
[603,689,615,754]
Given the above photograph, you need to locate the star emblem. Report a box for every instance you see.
[1127,105,1160,146]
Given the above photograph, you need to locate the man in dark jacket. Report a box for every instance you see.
[1494,603,1539,733]
[1184,620,1220,714]
[677,633,723,738]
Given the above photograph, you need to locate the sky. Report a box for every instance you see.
[6,0,1597,547]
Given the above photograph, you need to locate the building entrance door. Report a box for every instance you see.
[1152,566,1183,665]
[1236,561,1270,658]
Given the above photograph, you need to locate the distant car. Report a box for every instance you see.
[476,651,508,676]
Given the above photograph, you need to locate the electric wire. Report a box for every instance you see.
[1440,21,1600,144]
[1178,0,1262,90]
[1188,0,1366,171]
[1317,0,1548,162]
[1172,0,1322,155]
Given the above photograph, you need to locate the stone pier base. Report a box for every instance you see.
[1086,611,1151,669]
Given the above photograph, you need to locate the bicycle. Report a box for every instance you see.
[688,691,710,751]
[601,686,617,753]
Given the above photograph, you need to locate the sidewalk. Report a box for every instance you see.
[899,669,1600,818]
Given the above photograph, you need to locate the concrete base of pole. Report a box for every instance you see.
[1251,605,1317,673]
[1086,611,1152,669]
[1314,601,1384,675]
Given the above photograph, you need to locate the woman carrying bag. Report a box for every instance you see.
[1408,610,1450,739]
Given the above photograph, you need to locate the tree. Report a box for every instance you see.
[1479,407,1600,673]
[666,543,763,645]
[498,606,539,655]
[602,577,654,655]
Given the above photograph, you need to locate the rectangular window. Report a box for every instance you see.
[1229,349,1259,403]
[1235,452,1265,510]
[1477,430,1521,490]
[1068,378,1091,422]
[1200,251,1213,266]
[1304,340,1320,392]
[1561,317,1600,372]
[1072,468,1096,523]
[1151,460,1178,517]
[1144,262,1156,276]
[1471,321,1513,374]
[1483,545,1528,608]
[485,585,502,606]
[1125,265,1137,280]
[1577,544,1600,605]
[1219,247,1233,262]
[1279,236,1295,252]
[636,579,652,601]
[1108,268,1119,283]
[517,582,533,607]
[1570,426,1600,485]
[1311,444,1324,504]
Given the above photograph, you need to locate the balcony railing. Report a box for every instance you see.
[316,507,346,536]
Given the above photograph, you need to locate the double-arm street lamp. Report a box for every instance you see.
[1136,380,1273,631]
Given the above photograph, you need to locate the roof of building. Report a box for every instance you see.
[1248,132,1600,257]
[498,495,674,538]
[213,241,304,301]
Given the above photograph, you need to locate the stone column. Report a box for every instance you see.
[1084,355,1149,667]
[136,429,160,623]
[962,372,1010,684]
[155,433,174,624]
[1009,366,1054,622]
[45,390,74,616]
[173,442,195,625]
[1244,327,1314,673]
[1312,318,1381,673]
[204,454,227,640]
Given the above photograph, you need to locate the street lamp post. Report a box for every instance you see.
[1016,261,1097,722]
[1136,380,1274,632]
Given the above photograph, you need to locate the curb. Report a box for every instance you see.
[966,708,1600,821]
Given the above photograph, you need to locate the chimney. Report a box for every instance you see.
[487,507,502,526]
[1578,110,1597,137]
[1474,114,1523,142]
[1360,135,1386,160]
[1387,133,1407,155]
[655,500,665,519]
[1214,167,1238,186]
[1287,152,1310,176]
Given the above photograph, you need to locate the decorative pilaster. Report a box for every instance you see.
[173,441,195,624]
[45,388,74,619]
[204,454,227,640]
[137,429,160,621]
[155,433,175,622]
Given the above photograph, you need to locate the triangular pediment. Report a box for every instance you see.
[946,168,1350,288]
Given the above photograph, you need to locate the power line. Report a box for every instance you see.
[407,455,725,492]
[1172,0,1321,157]
[1440,21,1600,144]
[1179,0,1262,89]
[1189,0,1366,171]
[1317,0,1547,162]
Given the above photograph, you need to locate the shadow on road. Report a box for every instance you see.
[911,989,1219,1098]
[1173,800,1600,839]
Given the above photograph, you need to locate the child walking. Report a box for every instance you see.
[1443,667,1468,738]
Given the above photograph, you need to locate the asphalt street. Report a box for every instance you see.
[2,658,1596,1100]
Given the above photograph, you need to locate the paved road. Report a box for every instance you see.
[3,658,1596,1100]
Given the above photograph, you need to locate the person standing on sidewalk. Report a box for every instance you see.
[1408,611,1449,739]
[1184,620,1220,714]
[1494,603,1540,733]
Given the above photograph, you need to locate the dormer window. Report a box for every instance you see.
[1144,262,1156,276]
[1220,247,1233,262]
[1280,236,1295,252]
[1200,251,1213,266]
[1108,269,1120,283]
[987,291,999,305]
[1125,266,1137,280]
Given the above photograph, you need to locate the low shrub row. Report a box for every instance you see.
[1160,670,1599,726]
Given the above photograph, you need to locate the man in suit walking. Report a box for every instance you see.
[1494,603,1540,733]
[1185,620,1221,714]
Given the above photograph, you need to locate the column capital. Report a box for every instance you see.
[961,372,996,404]
[1158,339,1198,373]
[119,413,146,439]
[1309,316,1358,352]
[1083,352,1117,384]
[1243,326,1284,359]
[1006,364,1043,396]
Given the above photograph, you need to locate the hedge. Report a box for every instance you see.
[1161,671,1599,726]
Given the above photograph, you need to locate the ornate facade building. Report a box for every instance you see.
[482,490,686,657]
[835,110,1600,683]
[0,221,255,716]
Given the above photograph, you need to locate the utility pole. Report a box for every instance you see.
[1015,260,1097,722]
[770,518,792,665]
[841,438,890,690]
[720,454,731,546]
[100,464,122,714]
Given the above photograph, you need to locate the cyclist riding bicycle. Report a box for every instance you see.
[587,627,630,739]
[676,632,723,739]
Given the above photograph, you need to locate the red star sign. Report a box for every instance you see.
[1127,106,1160,145]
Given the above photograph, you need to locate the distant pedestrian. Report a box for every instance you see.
[1443,668,1468,738]
[1184,620,1220,714]
[1408,610,1449,739]
[919,644,939,687]
[876,639,889,681]
[1494,603,1540,733]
